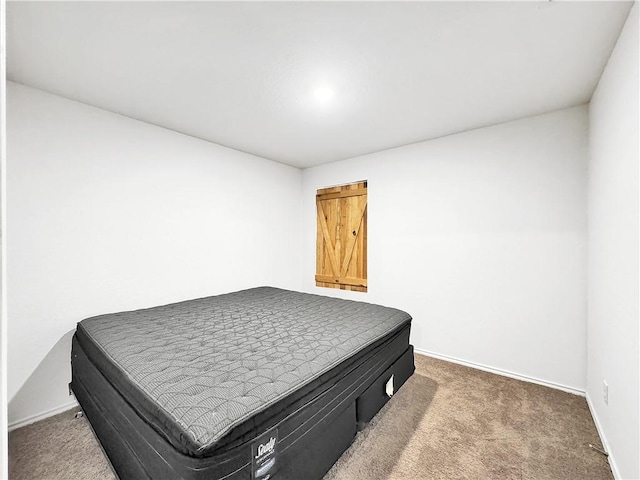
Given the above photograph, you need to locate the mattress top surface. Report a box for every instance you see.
[79,287,411,453]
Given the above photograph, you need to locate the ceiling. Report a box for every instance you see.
[7,1,633,168]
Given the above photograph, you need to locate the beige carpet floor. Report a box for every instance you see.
[9,354,612,480]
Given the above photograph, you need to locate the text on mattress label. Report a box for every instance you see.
[257,437,276,458]
[252,427,279,480]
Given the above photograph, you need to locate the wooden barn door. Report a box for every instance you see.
[315,181,367,292]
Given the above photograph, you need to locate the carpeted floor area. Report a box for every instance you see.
[9,354,613,480]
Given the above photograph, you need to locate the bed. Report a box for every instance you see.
[71,287,414,480]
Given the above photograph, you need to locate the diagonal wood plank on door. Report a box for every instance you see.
[340,196,368,277]
[317,201,340,277]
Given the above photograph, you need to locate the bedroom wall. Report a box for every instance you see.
[1,1,7,471]
[587,3,639,479]
[6,82,302,425]
[301,105,588,392]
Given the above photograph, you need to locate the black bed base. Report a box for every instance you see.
[72,335,414,480]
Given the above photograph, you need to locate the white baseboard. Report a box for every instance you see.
[414,347,586,397]
[586,393,620,480]
[8,399,79,432]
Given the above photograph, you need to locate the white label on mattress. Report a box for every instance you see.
[386,374,394,397]
[252,427,279,480]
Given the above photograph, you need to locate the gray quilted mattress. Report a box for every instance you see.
[76,287,412,456]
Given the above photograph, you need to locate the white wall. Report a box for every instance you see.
[302,106,588,392]
[7,82,302,422]
[587,4,639,479]
[1,0,8,472]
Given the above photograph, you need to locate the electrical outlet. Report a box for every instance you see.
[603,380,608,405]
